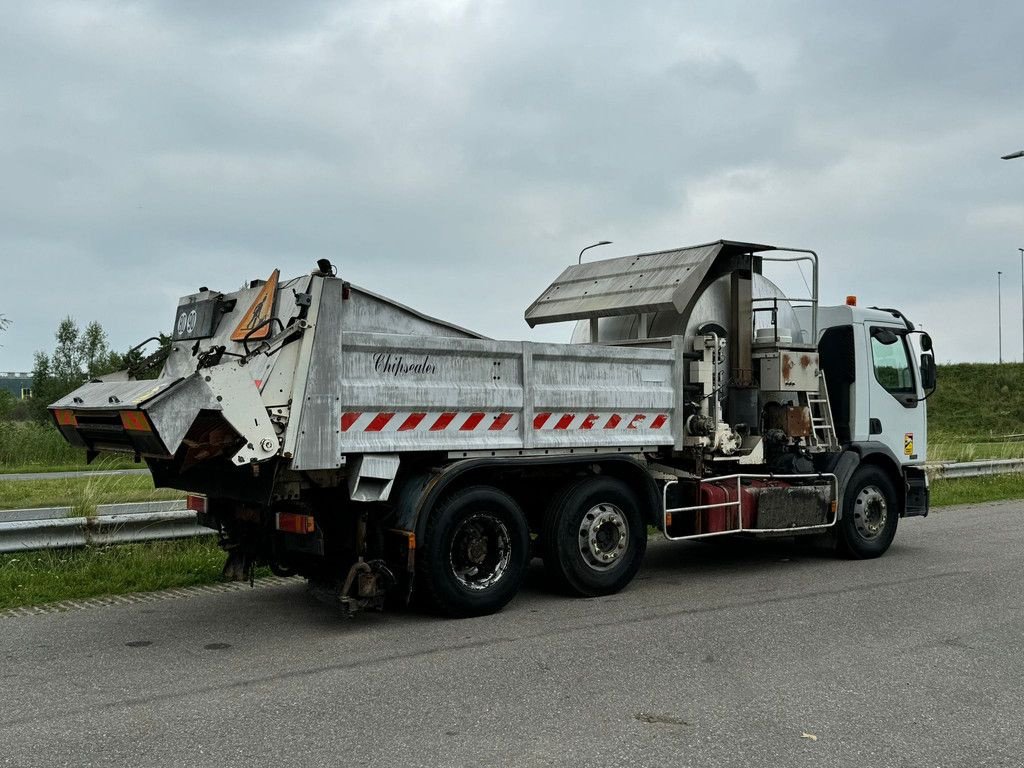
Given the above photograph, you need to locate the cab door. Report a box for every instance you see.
[866,325,924,464]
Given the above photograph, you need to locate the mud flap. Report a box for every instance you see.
[904,466,929,517]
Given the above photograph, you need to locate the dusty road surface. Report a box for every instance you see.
[2,502,1022,768]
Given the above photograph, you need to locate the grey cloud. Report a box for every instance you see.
[0,0,1022,368]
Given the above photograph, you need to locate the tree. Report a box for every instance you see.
[30,318,121,422]
[0,390,14,420]
[110,333,173,380]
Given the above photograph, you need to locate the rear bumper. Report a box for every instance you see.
[50,377,184,458]
[49,365,280,465]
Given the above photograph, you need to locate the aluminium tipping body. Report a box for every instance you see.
[50,269,686,473]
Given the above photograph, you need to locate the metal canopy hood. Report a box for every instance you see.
[524,239,776,327]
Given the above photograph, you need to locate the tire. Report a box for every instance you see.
[541,476,647,597]
[416,485,530,618]
[836,466,899,559]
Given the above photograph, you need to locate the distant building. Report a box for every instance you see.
[0,372,32,399]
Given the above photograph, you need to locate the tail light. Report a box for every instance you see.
[186,494,208,514]
[276,512,316,534]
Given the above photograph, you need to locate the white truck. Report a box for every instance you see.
[50,240,936,617]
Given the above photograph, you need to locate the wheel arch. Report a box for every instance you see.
[841,442,906,517]
[390,454,661,543]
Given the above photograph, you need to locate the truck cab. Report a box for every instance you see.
[817,305,933,461]
[809,304,935,521]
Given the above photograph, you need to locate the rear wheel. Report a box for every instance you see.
[836,466,899,558]
[542,476,647,597]
[416,485,530,617]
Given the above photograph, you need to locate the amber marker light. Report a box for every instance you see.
[119,410,153,432]
[54,410,78,427]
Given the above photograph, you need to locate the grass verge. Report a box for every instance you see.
[0,421,137,473]
[928,440,1024,462]
[0,538,234,612]
[929,473,1024,508]
[0,474,182,513]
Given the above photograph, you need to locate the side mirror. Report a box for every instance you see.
[920,332,933,352]
[920,353,937,392]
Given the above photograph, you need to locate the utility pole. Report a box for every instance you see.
[999,153,1021,360]
[998,270,1004,364]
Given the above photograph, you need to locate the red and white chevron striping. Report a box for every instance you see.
[340,411,668,433]
[341,411,515,433]
[532,412,668,431]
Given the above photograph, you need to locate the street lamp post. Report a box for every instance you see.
[1001,153,1022,360]
[578,241,613,264]
[998,270,1004,364]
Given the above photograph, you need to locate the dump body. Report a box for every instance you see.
[51,274,682,470]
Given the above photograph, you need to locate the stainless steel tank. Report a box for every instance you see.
[569,273,804,345]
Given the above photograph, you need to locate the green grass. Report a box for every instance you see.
[0,539,232,611]
[0,420,136,473]
[0,474,182,513]
[928,440,1024,462]
[928,362,1024,442]
[930,474,1024,508]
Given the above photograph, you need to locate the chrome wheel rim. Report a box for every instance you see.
[449,513,511,590]
[853,486,888,540]
[578,503,629,571]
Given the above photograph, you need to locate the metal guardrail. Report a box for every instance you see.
[0,469,150,481]
[0,501,210,554]
[923,459,1024,479]
[0,460,1021,553]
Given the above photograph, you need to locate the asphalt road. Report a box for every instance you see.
[2,502,1023,768]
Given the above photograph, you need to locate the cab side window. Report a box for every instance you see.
[870,329,914,395]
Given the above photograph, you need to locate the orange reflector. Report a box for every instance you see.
[845,295,857,306]
[120,410,152,432]
[54,409,78,427]
[276,512,316,534]
[665,512,673,528]
[831,500,839,514]
[186,494,208,514]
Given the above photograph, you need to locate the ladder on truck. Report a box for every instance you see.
[806,373,838,450]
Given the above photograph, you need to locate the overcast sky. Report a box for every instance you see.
[0,0,1022,370]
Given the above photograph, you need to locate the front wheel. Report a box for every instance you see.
[836,466,899,559]
[416,485,530,618]
[541,476,647,597]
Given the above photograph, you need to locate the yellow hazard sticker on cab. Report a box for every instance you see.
[904,432,914,456]
[232,269,280,342]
